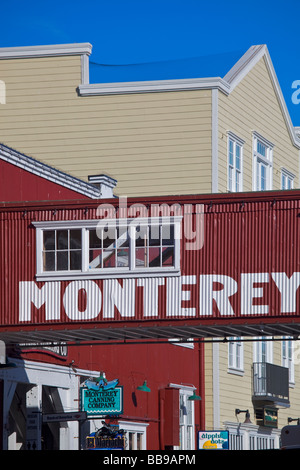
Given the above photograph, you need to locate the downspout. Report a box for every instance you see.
[199,340,205,430]
[212,88,219,193]
[159,389,165,450]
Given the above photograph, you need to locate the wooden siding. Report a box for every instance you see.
[218,340,253,426]
[0,55,212,196]
[218,57,299,193]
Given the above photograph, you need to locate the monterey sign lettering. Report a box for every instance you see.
[19,271,300,322]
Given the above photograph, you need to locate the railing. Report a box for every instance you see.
[252,362,289,404]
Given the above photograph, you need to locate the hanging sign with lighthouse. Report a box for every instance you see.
[80,372,123,416]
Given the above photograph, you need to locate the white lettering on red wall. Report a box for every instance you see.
[18,272,300,323]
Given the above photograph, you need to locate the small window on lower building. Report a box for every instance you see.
[118,421,148,450]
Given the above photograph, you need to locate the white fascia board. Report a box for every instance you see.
[225,44,300,150]
[0,43,92,59]
[263,48,300,149]
[0,144,100,199]
[78,76,231,96]
[223,45,266,88]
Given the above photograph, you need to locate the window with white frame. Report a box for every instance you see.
[282,337,295,384]
[228,337,244,373]
[118,421,148,450]
[228,133,244,192]
[281,169,294,190]
[253,337,273,364]
[253,133,273,191]
[170,384,195,450]
[34,217,181,280]
[178,389,195,450]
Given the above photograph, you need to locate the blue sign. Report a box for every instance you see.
[198,431,229,450]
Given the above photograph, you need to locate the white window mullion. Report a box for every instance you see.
[36,228,43,276]
[129,224,135,270]
[82,228,88,272]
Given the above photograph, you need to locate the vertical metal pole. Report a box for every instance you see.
[199,340,205,430]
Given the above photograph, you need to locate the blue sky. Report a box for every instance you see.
[1,0,300,124]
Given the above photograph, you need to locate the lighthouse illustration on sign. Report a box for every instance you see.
[84,372,119,391]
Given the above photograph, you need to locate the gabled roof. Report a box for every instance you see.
[0,143,101,199]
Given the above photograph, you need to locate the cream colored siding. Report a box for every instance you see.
[0,55,213,196]
[218,57,299,193]
[218,341,253,426]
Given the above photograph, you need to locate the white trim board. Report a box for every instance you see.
[78,77,231,96]
[0,43,92,59]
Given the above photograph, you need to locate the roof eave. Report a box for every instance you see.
[78,76,231,96]
[0,43,92,59]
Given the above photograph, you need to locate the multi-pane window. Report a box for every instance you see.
[228,134,243,192]
[178,390,195,450]
[228,337,243,372]
[89,226,130,269]
[253,133,273,191]
[43,229,82,271]
[135,224,175,268]
[36,218,180,279]
[282,337,295,383]
[88,223,175,270]
[119,421,148,450]
[254,337,272,363]
[281,169,294,190]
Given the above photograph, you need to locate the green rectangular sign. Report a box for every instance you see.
[81,386,123,416]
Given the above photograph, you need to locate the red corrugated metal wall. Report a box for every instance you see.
[1,192,300,329]
[0,159,91,202]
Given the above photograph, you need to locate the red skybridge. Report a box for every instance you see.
[1,190,300,345]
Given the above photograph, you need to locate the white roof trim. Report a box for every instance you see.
[224,44,300,149]
[78,76,231,96]
[263,48,300,149]
[0,43,92,59]
[0,144,100,199]
[223,45,266,87]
